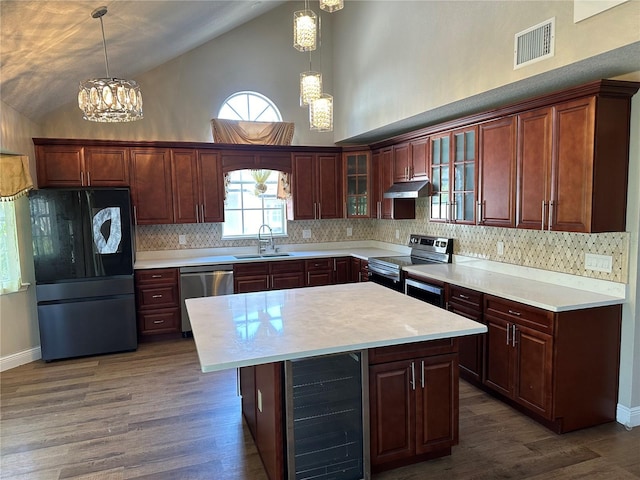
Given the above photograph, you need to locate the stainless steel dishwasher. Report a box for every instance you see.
[180,265,234,335]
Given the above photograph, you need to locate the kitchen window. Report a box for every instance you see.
[219,91,282,122]
[0,200,23,294]
[222,169,287,238]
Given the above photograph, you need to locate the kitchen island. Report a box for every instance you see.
[186,282,486,479]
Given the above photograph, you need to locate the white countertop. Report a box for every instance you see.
[403,263,625,312]
[134,246,405,270]
[186,282,487,373]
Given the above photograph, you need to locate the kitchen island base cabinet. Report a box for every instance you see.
[368,339,459,473]
[483,296,622,433]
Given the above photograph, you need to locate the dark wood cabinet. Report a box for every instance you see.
[349,257,369,283]
[482,295,622,433]
[35,144,130,188]
[134,268,181,336]
[393,139,429,182]
[393,143,411,183]
[288,153,342,220]
[234,260,305,293]
[372,148,415,220]
[239,366,257,438]
[171,149,224,224]
[369,340,458,472]
[446,285,484,384]
[333,257,351,284]
[344,150,371,218]
[254,363,285,480]
[478,117,516,227]
[130,148,174,225]
[305,258,334,286]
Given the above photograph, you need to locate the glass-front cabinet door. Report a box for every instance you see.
[430,127,477,223]
[344,151,370,218]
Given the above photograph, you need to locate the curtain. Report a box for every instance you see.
[0,154,34,201]
[211,119,295,145]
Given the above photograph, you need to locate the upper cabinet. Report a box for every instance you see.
[35,144,130,188]
[130,148,174,225]
[393,139,429,183]
[430,127,477,224]
[171,149,224,224]
[516,91,635,233]
[288,152,342,220]
[344,150,371,218]
[478,117,517,228]
[372,148,415,220]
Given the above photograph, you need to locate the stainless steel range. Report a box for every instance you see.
[368,234,453,291]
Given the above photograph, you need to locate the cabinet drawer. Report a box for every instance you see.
[135,268,179,285]
[234,262,269,276]
[269,260,305,274]
[369,338,458,364]
[305,258,333,271]
[136,285,179,309]
[448,285,482,310]
[139,308,180,333]
[485,295,553,333]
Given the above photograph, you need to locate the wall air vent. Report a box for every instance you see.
[514,17,555,69]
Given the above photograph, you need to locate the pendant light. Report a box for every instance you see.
[319,0,344,13]
[310,94,333,132]
[293,1,317,52]
[300,53,322,107]
[78,6,143,122]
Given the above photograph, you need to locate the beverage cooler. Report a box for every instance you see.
[284,351,370,480]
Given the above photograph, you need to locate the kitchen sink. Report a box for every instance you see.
[233,253,291,260]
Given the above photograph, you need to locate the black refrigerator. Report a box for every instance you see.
[29,188,137,361]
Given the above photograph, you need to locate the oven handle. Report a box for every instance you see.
[405,278,444,296]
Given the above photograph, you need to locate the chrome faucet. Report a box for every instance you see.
[258,224,275,254]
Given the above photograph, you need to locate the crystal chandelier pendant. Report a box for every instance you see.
[77,6,143,122]
[299,71,322,107]
[310,94,333,132]
[319,0,344,13]
[293,9,317,52]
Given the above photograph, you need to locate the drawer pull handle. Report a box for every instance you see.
[152,294,163,299]
[153,320,165,324]
[151,275,162,278]
[459,294,470,299]
[508,309,521,316]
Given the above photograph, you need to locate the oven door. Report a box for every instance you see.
[368,270,404,292]
[405,278,445,308]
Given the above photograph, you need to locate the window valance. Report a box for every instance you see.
[211,119,295,146]
[0,154,34,201]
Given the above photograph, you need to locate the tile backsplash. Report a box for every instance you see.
[137,198,629,283]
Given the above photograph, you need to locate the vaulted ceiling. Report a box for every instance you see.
[0,1,285,122]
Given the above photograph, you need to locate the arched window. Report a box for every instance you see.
[218,92,287,239]
[218,91,282,122]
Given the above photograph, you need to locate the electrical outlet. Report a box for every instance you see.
[497,241,504,256]
[395,229,400,239]
[302,229,311,239]
[346,227,353,237]
[179,234,187,245]
[585,253,613,273]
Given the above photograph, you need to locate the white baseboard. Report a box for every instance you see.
[0,346,41,372]
[617,403,640,429]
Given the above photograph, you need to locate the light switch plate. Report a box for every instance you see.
[497,241,504,256]
[302,229,311,239]
[585,253,613,273]
[395,229,400,239]
[346,227,353,237]
[178,234,187,245]
[257,389,262,412]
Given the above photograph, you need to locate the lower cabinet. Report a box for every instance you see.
[134,268,181,336]
[334,257,351,284]
[446,285,484,384]
[350,258,369,283]
[482,295,621,433]
[234,260,305,293]
[368,339,458,472]
[305,258,334,286]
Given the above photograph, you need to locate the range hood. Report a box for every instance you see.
[383,179,432,199]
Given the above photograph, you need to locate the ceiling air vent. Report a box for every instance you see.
[514,17,555,69]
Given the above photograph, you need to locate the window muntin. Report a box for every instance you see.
[218,91,282,122]
[222,169,286,238]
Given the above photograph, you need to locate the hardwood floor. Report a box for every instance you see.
[1,339,638,480]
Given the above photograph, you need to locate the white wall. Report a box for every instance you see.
[0,101,41,368]
[38,2,336,147]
